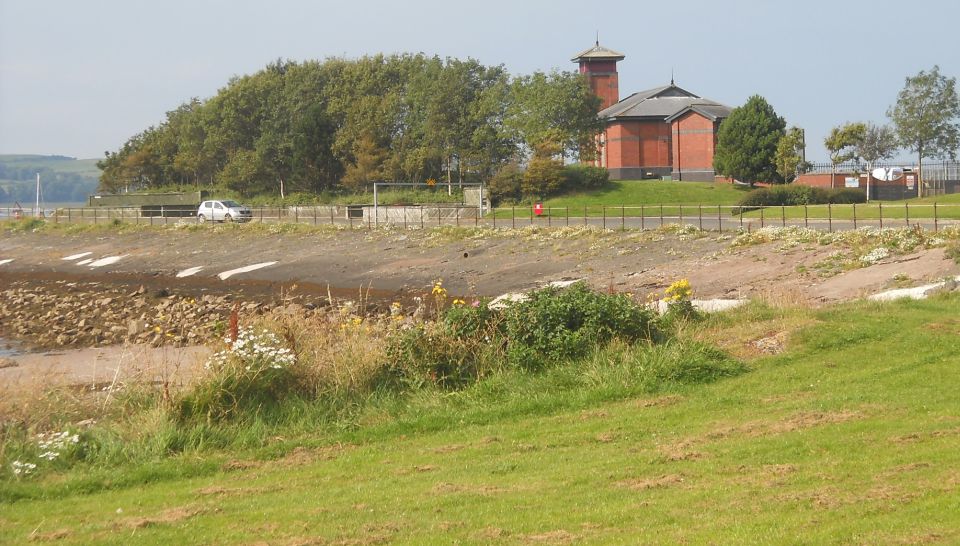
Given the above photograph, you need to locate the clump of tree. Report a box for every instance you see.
[888,65,960,197]
[774,126,809,183]
[824,122,867,188]
[713,95,786,186]
[97,56,604,199]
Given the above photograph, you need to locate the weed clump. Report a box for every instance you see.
[176,327,299,423]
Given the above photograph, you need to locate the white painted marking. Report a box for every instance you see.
[217,261,277,280]
[88,255,127,268]
[176,266,204,278]
[62,252,93,261]
[0,259,13,266]
[76,258,93,265]
[868,276,960,302]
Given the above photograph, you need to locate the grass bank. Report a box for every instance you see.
[2,291,959,543]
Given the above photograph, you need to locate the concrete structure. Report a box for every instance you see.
[573,43,732,182]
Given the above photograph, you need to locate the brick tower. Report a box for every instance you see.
[571,41,625,110]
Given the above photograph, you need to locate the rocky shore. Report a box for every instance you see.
[0,279,338,351]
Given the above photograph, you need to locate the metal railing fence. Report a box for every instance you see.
[3,203,960,233]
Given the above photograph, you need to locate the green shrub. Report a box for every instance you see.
[735,184,865,213]
[386,303,503,389]
[826,188,867,204]
[487,162,523,203]
[563,164,610,191]
[501,283,659,371]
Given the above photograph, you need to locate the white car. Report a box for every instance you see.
[197,200,253,223]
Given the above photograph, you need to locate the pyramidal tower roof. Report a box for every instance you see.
[571,41,625,62]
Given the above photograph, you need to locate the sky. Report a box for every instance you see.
[1,0,958,163]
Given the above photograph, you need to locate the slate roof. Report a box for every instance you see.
[599,84,732,122]
[571,42,626,62]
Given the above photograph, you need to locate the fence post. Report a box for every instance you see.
[641,205,645,230]
[313,206,317,226]
[349,211,353,230]
[760,206,764,228]
[566,206,569,226]
[717,205,722,233]
[659,204,664,227]
[295,206,299,224]
[905,203,909,226]
[492,206,496,229]
[878,202,883,229]
[583,206,587,226]
[512,206,515,229]
[739,206,743,230]
[781,205,785,227]
[828,203,832,232]
[547,207,551,227]
[602,206,606,230]
[679,204,683,226]
[852,203,857,229]
[804,205,808,228]
[621,205,625,231]
[456,206,460,227]
[934,202,938,232]
[698,204,703,231]
[438,206,442,227]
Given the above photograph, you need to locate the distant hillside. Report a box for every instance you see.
[0,155,100,204]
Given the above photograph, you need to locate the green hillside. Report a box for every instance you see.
[0,154,100,204]
[2,294,958,543]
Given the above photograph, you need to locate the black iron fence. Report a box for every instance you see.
[4,203,960,233]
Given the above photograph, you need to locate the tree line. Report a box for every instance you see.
[97,55,603,198]
[713,66,960,191]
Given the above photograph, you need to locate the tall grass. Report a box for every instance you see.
[0,284,741,494]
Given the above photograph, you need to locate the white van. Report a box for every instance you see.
[197,200,253,223]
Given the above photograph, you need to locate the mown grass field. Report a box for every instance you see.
[2,295,959,544]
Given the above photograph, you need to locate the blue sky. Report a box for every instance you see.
[1,0,958,162]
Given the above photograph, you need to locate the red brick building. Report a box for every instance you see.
[572,43,732,182]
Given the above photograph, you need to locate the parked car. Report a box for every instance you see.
[197,200,253,223]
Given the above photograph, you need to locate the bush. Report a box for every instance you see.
[488,162,523,203]
[826,188,867,204]
[563,164,610,191]
[387,303,503,389]
[735,184,865,213]
[501,283,659,371]
[386,284,660,386]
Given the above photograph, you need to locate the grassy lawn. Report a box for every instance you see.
[739,202,960,221]
[3,295,959,544]
[493,181,749,218]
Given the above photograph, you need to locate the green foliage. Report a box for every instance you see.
[97,56,603,201]
[824,122,867,167]
[487,161,524,202]
[857,122,899,167]
[504,70,602,160]
[713,95,786,185]
[521,152,565,198]
[501,283,659,371]
[176,328,300,423]
[387,284,660,386]
[735,185,866,210]
[563,163,610,191]
[774,127,809,183]
[888,65,960,165]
